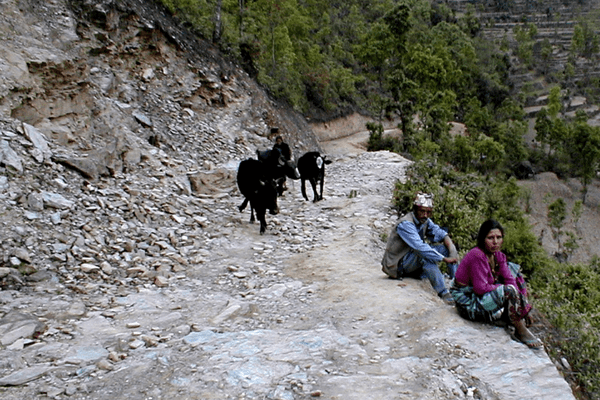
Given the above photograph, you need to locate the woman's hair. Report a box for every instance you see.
[476,219,504,250]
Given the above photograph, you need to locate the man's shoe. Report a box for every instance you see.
[440,292,455,306]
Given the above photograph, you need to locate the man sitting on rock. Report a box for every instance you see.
[381,192,459,305]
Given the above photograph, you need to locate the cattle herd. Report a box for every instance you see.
[237,148,332,234]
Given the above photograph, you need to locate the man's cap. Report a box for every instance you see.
[413,192,434,208]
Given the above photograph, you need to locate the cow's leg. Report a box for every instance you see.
[260,218,267,235]
[249,204,256,222]
[281,176,287,193]
[317,176,325,201]
[239,198,249,212]
[259,218,267,234]
[301,178,309,201]
[309,178,319,202]
[256,208,267,234]
[275,177,286,196]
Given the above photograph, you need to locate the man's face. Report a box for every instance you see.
[415,206,432,223]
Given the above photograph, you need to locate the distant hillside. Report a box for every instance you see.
[444,0,600,112]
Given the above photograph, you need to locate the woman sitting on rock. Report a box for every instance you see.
[450,219,543,349]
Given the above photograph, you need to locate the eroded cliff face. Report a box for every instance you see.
[1,0,320,175]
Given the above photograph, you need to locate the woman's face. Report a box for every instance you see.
[484,228,503,253]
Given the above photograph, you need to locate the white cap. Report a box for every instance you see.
[414,192,434,208]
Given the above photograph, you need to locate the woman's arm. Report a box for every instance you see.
[496,252,517,287]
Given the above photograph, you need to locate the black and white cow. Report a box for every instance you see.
[297,151,332,202]
[237,158,279,234]
[256,148,300,196]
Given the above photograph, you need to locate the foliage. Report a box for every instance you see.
[157,0,599,188]
[533,100,600,195]
[448,135,475,172]
[390,159,532,259]
[532,259,600,397]
[513,22,537,67]
[567,112,600,203]
[546,197,582,261]
[501,218,546,276]
[366,122,402,152]
[157,0,511,123]
[547,85,562,119]
[548,198,567,241]
[572,21,600,58]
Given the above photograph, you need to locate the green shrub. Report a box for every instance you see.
[367,122,403,152]
[532,260,600,397]
[391,159,531,254]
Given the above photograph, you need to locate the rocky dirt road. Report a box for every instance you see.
[0,131,576,399]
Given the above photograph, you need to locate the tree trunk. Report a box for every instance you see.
[238,0,244,38]
[213,0,223,44]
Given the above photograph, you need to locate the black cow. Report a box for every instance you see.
[237,158,279,234]
[297,151,332,202]
[256,148,300,196]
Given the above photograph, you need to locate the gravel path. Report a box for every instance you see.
[0,134,576,399]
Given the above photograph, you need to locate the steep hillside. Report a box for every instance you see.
[1,0,321,171]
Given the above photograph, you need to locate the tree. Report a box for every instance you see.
[494,120,529,167]
[569,112,600,204]
[534,107,552,155]
[537,38,553,74]
[213,0,223,43]
[161,0,214,38]
[459,4,481,37]
[387,70,418,150]
[158,0,514,121]
[547,198,580,262]
[377,2,416,146]
[451,135,476,172]
[547,85,562,119]
[548,117,569,158]
[513,22,537,67]
[572,21,600,58]
[383,2,412,42]
[418,89,456,142]
[355,21,397,119]
[464,97,495,136]
[237,0,245,38]
[474,134,505,174]
[548,197,567,255]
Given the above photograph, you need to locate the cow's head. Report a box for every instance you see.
[317,155,332,169]
[316,156,324,170]
[285,158,301,180]
[267,148,286,167]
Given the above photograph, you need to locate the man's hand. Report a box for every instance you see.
[443,256,458,264]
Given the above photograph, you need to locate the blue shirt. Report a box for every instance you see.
[396,215,448,263]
